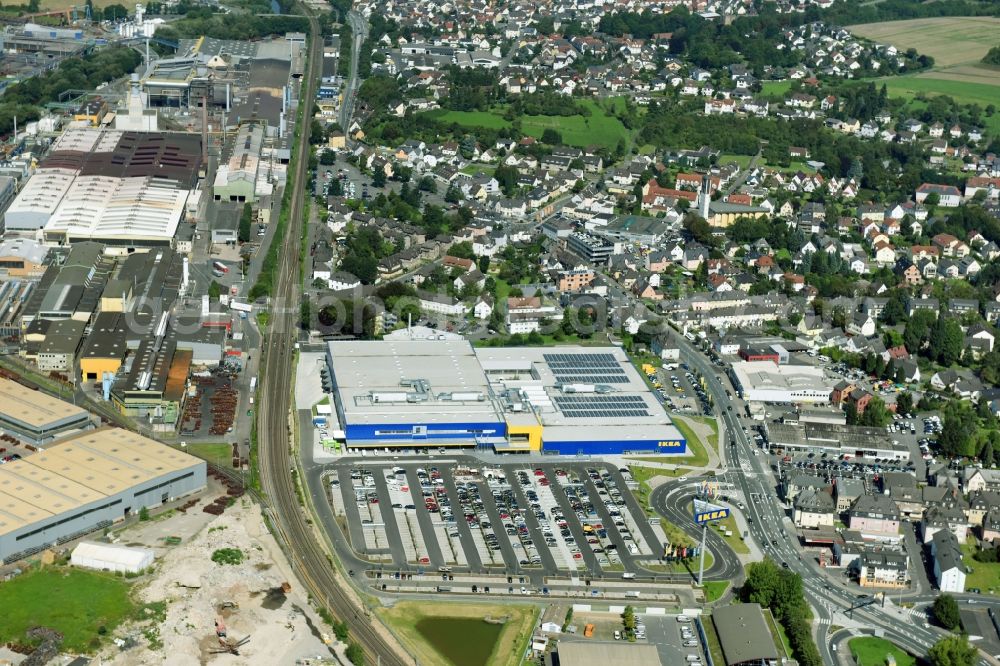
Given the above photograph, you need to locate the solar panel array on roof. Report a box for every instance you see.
[553,395,650,418]
[543,352,629,384]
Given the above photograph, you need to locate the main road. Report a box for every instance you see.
[593,268,953,664]
[254,5,408,666]
[671,330,950,664]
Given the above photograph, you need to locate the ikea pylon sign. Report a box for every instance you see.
[694,498,730,525]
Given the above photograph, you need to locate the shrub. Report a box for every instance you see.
[210,548,244,566]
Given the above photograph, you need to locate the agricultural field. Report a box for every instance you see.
[848,18,1000,69]
[425,99,633,149]
[848,18,1000,132]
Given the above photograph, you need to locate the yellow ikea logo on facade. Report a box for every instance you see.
[696,510,728,521]
[657,441,676,448]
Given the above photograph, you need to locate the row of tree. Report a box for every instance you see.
[741,559,822,666]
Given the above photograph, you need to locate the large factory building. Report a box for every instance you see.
[0,428,206,563]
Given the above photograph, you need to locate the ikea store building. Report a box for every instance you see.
[325,340,686,456]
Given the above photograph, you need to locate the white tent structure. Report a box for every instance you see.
[71,541,154,574]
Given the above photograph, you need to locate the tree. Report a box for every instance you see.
[938,402,977,459]
[928,634,977,666]
[319,150,336,165]
[372,168,386,188]
[896,391,914,416]
[138,506,150,521]
[309,119,327,144]
[933,594,962,631]
[983,45,1000,66]
[541,128,562,145]
[208,280,223,299]
[494,164,519,195]
[444,184,462,203]
[238,203,253,243]
[904,310,936,355]
[300,299,312,330]
[345,641,366,665]
[930,316,964,366]
[683,212,715,246]
[340,253,378,284]
[103,2,129,19]
[447,241,475,260]
[831,306,847,330]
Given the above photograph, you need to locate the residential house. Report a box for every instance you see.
[931,529,967,593]
[794,488,836,529]
[857,551,910,589]
[849,495,901,542]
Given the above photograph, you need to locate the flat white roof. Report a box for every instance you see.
[475,346,683,442]
[328,341,684,444]
[732,360,829,389]
[328,340,500,427]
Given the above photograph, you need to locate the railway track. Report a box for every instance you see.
[253,7,409,666]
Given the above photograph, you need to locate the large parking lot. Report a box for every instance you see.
[327,460,668,577]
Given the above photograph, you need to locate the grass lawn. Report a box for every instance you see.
[0,568,136,653]
[848,636,917,666]
[961,543,1000,594]
[426,99,633,149]
[761,80,793,96]
[460,163,491,176]
[702,613,727,666]
[378,601,537,666]
[879,76,1000,109]
[766,608,792,658]
[629,466,691,518]
[717,154,754,168]
[711,513,749,555]
[627,420,712,468]
[182,441,233,467]
[702,580,730,602]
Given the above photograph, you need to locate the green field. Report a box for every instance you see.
[880,76,1000,109]
[702,580,730,602]
[0,568,136,652]
[962,544,1000,594]
[848,636,917,666]
[761,80,793,96]
[426,99,633,149]
[183,441,232,467]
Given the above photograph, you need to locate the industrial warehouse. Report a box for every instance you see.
[0,377,95,445]
[0,427,206,563]
[324,340,686,455]
[2,127,202,246]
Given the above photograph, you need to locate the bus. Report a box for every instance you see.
[213,261,230,273]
